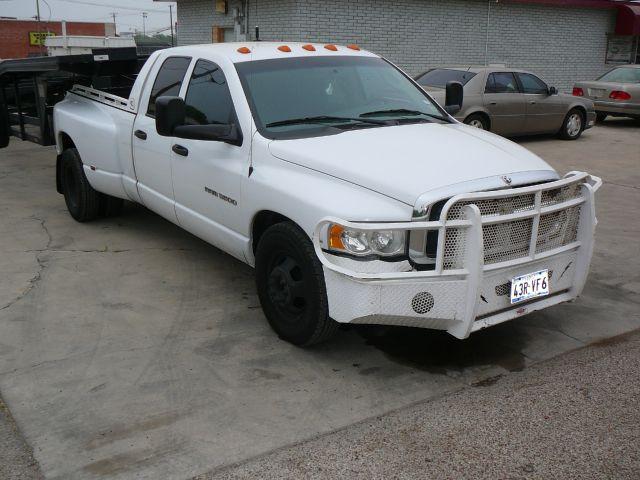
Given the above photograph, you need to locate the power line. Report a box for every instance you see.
[50,0,170,13]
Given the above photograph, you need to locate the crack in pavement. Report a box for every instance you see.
[604,180,640,191]
[24,247,193,254]
[0,216,51,313]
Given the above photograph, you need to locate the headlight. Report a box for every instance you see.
[327,223,406,257]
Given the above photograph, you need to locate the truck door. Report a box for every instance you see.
[482,72,526,135]
[132,56,191,223]
[170,59,250,258]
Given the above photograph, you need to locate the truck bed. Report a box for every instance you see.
[0,48,146,148]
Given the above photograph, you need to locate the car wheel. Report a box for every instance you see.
[464,113,489,131]
[596,113,607,123]
[559,109,584,140]
[255,222,338,346]
[61,148,101,222]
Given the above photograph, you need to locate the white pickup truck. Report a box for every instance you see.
[51,42,601,346]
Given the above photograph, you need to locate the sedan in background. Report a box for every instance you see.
[573,65,640,122]
[415,66,596,140]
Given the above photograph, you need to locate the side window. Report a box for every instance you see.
[146,56,191,117]
[516,73,548,94]
[485,72,519,94]
[184,59,235,126]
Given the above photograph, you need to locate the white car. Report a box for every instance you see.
[52,43,601,346]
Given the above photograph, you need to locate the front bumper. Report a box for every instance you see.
[586,110,597,129]
[313,172,601,339]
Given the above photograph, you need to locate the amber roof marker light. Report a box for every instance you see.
[277,45,292,52]
[347,44,360,51]
[302,44,316,51]
[324,44,338,51]
[237,46,251,54]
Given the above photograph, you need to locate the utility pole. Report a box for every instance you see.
[169,5,174,46]
[35,0,41,21]
[142,12,148,38]
[111,12,117,36]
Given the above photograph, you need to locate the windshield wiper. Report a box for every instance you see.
[266,115,387,128]
[360,109,449,121]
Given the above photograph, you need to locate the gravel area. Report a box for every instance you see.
[201,330,640,480]
[0,395,43,480]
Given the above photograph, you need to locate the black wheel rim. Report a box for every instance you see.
[63,163,79,211]
[266,253,308,321]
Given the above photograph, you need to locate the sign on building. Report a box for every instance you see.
[605,35,634,64]
[29,31,55,46]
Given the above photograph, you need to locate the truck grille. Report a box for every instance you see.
[440,181,583,270]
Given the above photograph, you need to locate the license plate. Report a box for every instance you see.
[510,269,549,304]
[588,88,606,98]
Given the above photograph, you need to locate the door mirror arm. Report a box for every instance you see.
[548,86,558,96]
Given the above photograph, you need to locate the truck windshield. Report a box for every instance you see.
[235,56,449,139]
[415,68,476,88]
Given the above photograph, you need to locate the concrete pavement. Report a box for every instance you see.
[0,118,638,479]
[203,329,640,480]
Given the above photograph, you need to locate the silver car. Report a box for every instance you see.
[415,66,596,140]
[573,65,640,122]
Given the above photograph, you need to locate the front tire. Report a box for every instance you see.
[61,148,101,222]
[255,222,338,346]
[464,113,489,131]
[559,108,584,140]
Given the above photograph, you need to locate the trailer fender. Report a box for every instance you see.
[0,101,9,149]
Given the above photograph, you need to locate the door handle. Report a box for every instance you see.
[489,101,497,105]
[172,144,189,157]
[529,101,537,105]
[134,129,147,140]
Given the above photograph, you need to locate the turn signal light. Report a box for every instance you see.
[609,90,631,101]
[572,87,584,97]
[277,45,291,52]
[237,47,251,54]
[324,44,338,51]
[328,224,345,249]
[302,44,316,51]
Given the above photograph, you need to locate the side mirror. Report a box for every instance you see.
[156,96,185,136]
[548,86,558,95]
[444,81,464,116]
[173,123,243,146]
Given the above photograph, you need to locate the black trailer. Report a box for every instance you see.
[0,47,147,149]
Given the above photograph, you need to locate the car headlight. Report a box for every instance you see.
[327,223,406,257]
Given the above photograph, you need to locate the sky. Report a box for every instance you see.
[0,0,177,35]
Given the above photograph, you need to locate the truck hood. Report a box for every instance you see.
[268,123,557,206]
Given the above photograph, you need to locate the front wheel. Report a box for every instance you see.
[464,113,489,131]
[559,109,584,140]
[255,222,338,346]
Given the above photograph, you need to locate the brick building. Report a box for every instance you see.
[155,0,640,92]
[0,19,114,60]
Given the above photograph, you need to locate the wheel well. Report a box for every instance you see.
[570,106,587,121]
[58,132,76,151]
[56,132,76,194]
[252,210,292,253]
[465,111,490,129]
